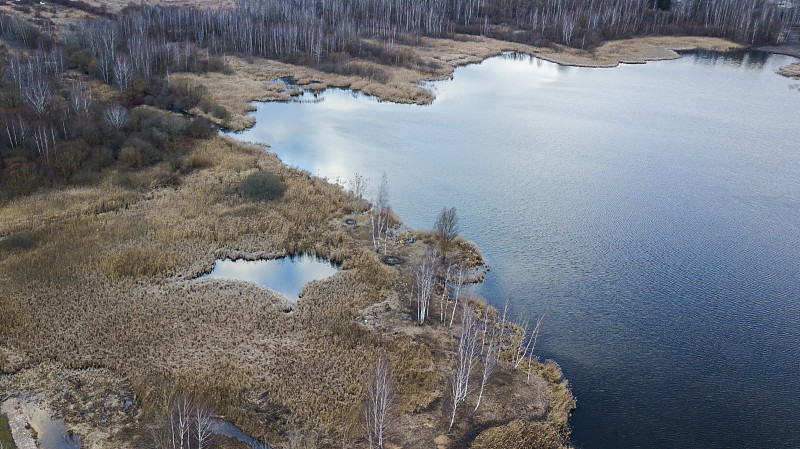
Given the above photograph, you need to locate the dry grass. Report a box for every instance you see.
[0,133,574,448]
[778,62,800,78]
[538,36,742,67]
[0,135,458,447]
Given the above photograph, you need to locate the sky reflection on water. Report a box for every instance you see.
[227,51,800,449]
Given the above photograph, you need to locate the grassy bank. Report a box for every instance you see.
[0,412,14,449]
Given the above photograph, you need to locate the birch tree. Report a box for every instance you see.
[104,105,129,130]
[448,262,470,328]
[512,314,544,371]
[370,173,390,253]
[362,351,395,449]
[473,305,498,412]
[448,303,478,432]
[415,248,436,325]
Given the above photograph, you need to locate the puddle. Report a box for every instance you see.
[198,254,338,301]
[16,397,81,449]
[212,418,269,448]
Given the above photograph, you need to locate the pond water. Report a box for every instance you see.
[16,397,82,449]
[228,51,800,449]
[199,254,338,301]
[212,418,269,448]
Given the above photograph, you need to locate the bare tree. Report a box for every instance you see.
[70,82,93,117]
[362,351,395,449]
[473,305,498,412]
[113,55,135,91]
[23,73,52,118]
[448,262,470,328]
[348,171,369,212]
[194,404,215,449]
[512,314,544,371]
[4,115,28,149]
[435,206,459,261]
[150,394,216,449]
[370,173,390,253]
[448,303,478,432]
[31,124,57,162]
[104,105,129,130]
[439,261,454,324]
[415,248,436,325]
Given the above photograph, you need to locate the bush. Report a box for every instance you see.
[210,104,231,121]
[186,117,215,139]
[0,231,34,252]
[240,171,287,202]
[118,146,143,169]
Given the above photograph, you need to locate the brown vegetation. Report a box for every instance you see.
[0,133,573,448]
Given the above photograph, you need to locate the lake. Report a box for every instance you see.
[228,50,800,449]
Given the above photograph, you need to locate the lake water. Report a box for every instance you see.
[199,254,338,301]
[228,51,800,449]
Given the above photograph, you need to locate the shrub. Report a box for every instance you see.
[118,146,143,169]
[240,171,287,202]
[186,117,215,139]
[0,231,34,252]
[471,420,565,449]
[210,104,231,121]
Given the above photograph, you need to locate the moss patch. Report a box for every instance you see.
[0,412,15,449]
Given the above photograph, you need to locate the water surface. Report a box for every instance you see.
[199,254,338,301]
[229,51,800,449]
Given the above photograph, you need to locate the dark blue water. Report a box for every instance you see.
[228,51,800,449]
[199,254,338,301]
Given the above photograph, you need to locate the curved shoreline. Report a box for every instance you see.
[183,35,746,131]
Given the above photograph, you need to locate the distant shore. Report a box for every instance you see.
[185,35,746,131]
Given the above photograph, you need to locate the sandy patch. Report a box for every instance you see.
[0,399,37,449]
[538,36,742,67]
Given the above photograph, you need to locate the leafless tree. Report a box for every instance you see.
[23,72,52,118]
[69,82,92,116]
[439,261,454,324]
[448,262,470,328]
[370,173,390,253]
[104,105,129,130]
[32,124,57,162]
[4,115,28,149]
[473,304,498,412]
[348,171,369,212]
[415,248,437,325]
[435,206,459,261]
[97,50,113,84]
[448,303,478,432]
[151,394,216,449]
[512,314,544,371]
[113,55,135,91]
[362,351,395,449]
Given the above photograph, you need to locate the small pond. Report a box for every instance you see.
[212,418,269,448]
[16,397,82,449]
[198,254,339,301]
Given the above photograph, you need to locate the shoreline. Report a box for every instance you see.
[186,35,746,131]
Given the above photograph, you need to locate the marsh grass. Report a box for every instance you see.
[0,135,451,446]
[0,134,573,448]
